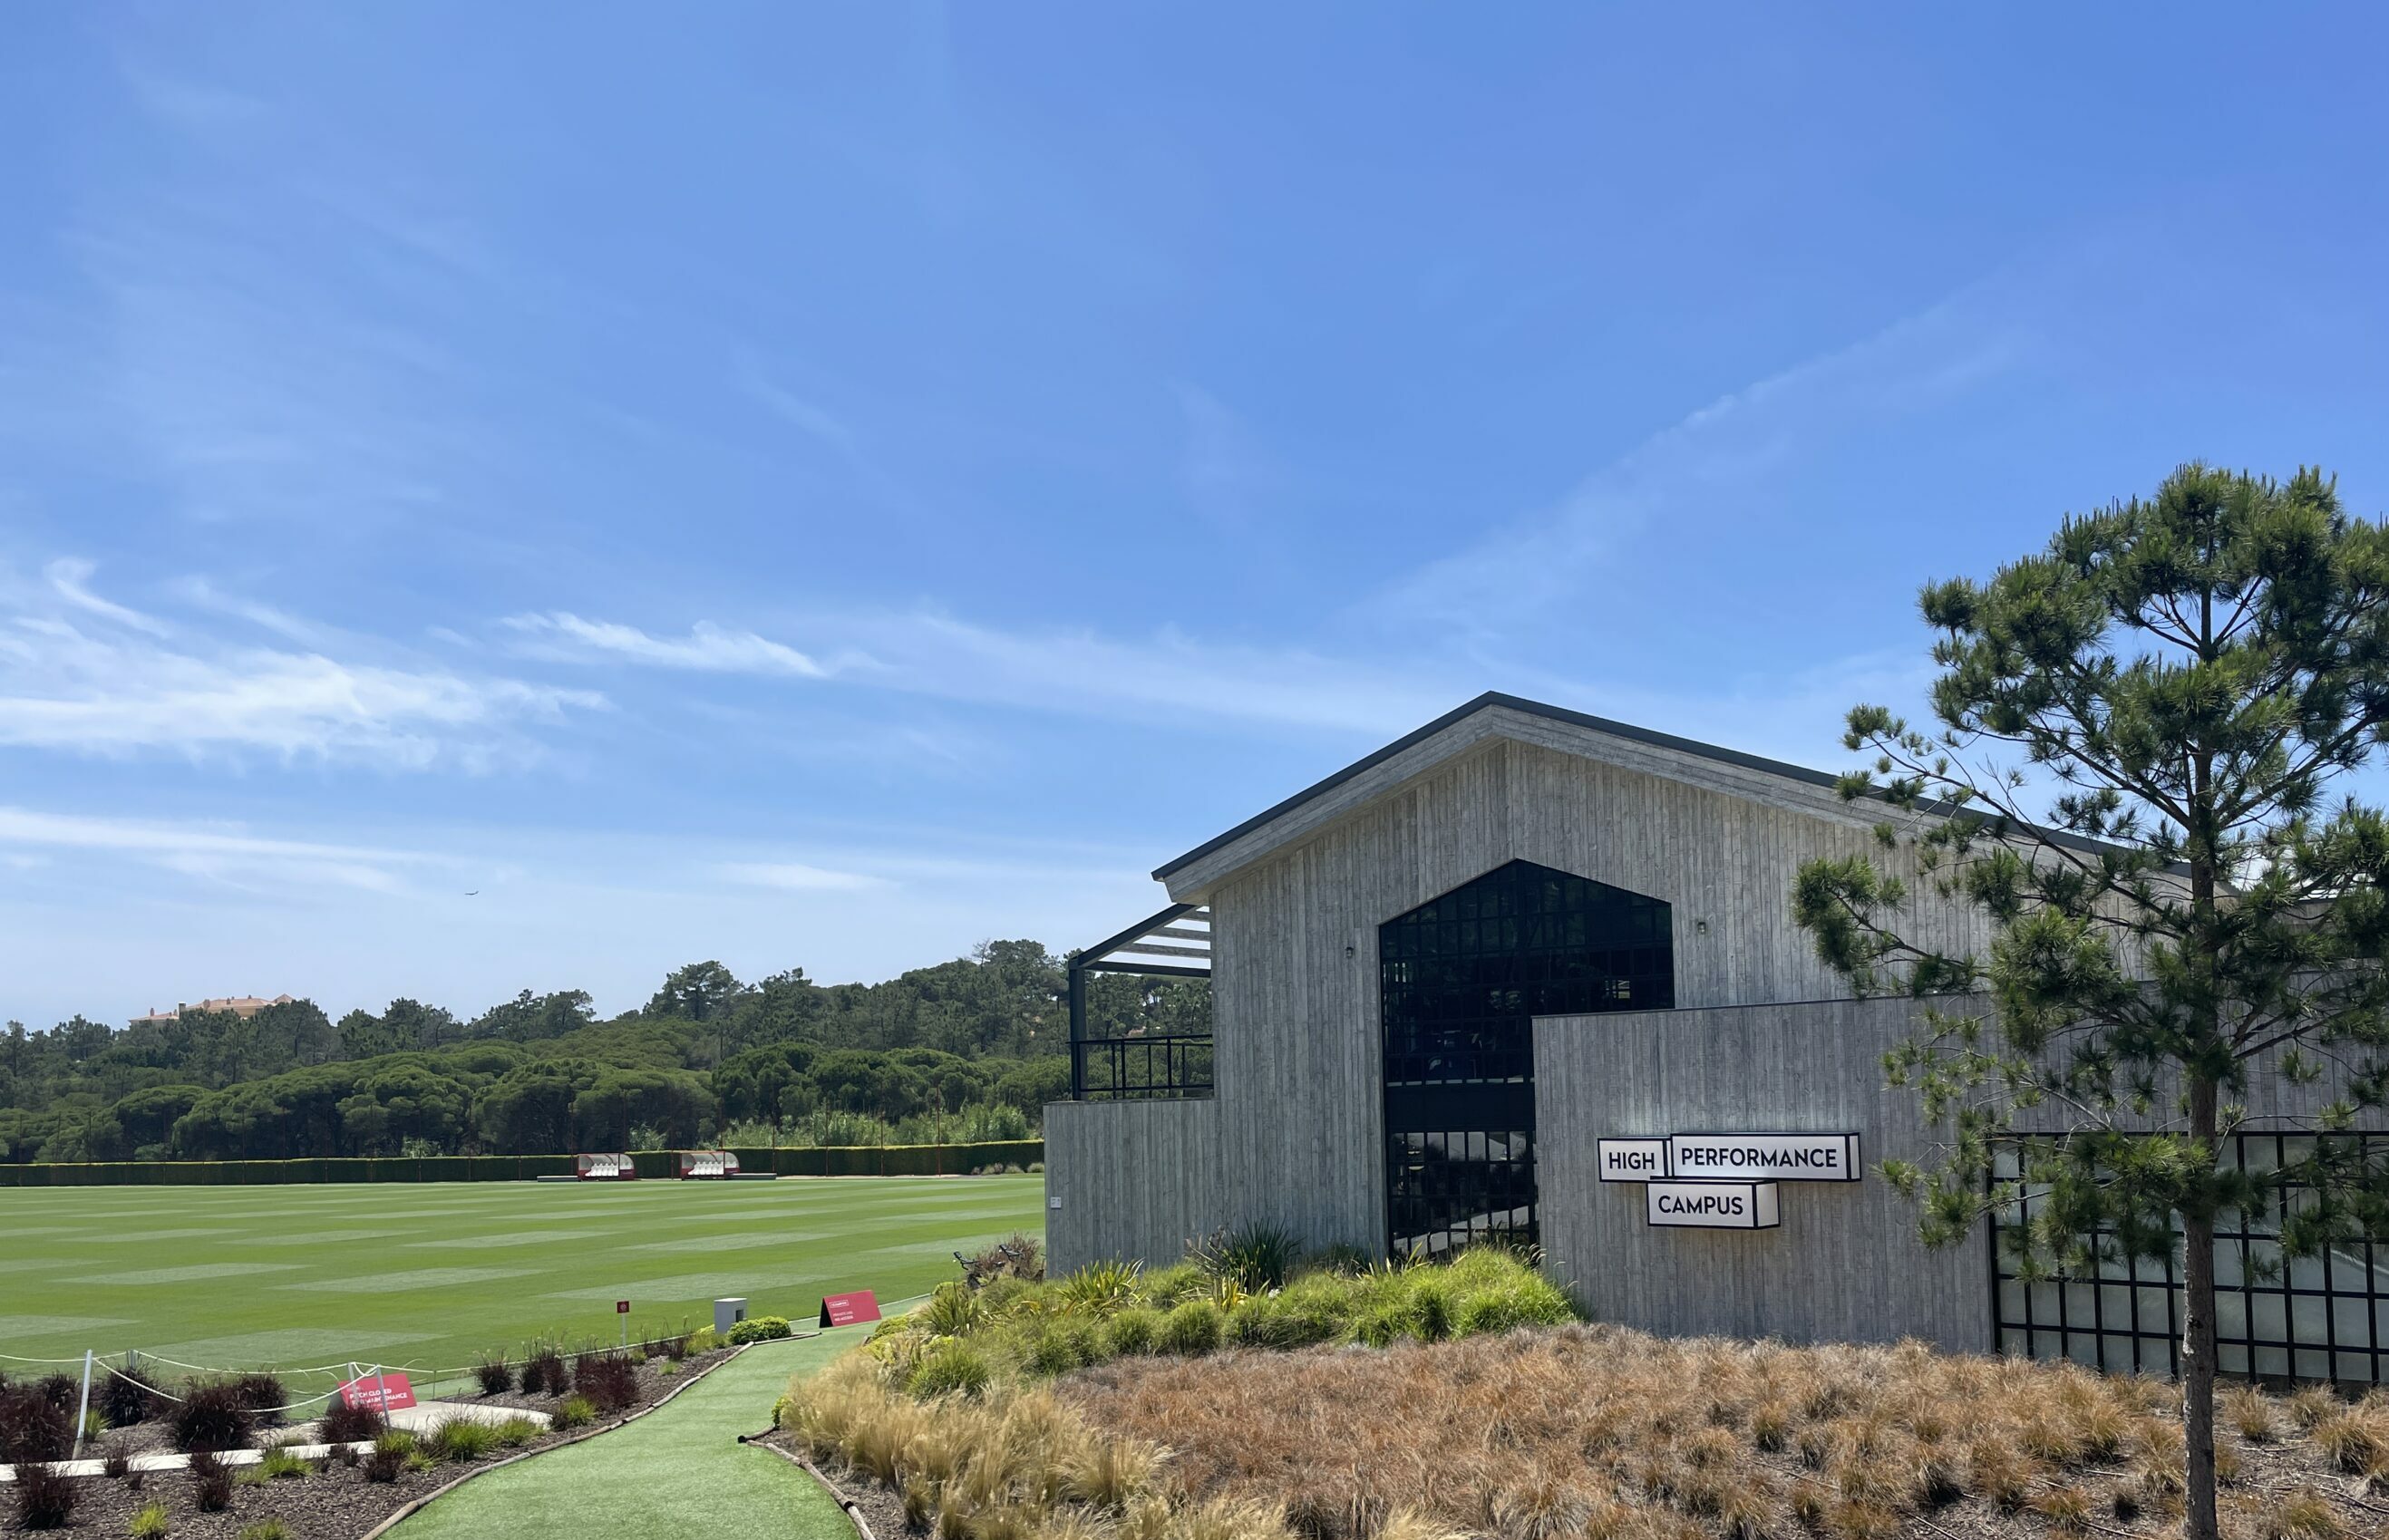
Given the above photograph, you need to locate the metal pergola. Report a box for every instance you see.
[1065,903,1212,1099]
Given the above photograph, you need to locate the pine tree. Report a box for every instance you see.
[1792,463,2389,1540]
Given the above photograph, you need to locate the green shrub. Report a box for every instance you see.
[1159,1300,1223,1356]
[426,1416,500,1461]
[684,1327,723,1354]
[920,1283,982,1337]
[1271,1274,1359,1344]
[493,1415,541,1448]
[1188,1224,1299,1293]
[726,1314,791,1345]
[976,1275,1033,1315]
[1136,1262,1207,1308]
[1351,1303,1411,1348]
[1407,1279,1455,1342]
[908,1341,993,1400]
[1227,1286,1347,1350]
[1016,1316,1104,1377]
[658,1361,682,1378]
[552,1395,597,1430]
[1102,1308,1161,1357]
[245,1443,311,1481]
[238,1522,293,1540]
[364,1430,413,1483]
[1452,1279,1574,1337]
[130,1500,170,1539]
[1054,1259,1142,1317]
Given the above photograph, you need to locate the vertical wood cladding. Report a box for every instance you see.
[1535,995,1993,1351]
[1044,1098,1221,1274]
[1196,736,1997,1256]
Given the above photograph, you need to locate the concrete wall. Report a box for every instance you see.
[1536,994,1992,1352]
[1044,1097,1221,1274]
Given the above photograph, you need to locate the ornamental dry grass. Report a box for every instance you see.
[1054,1326,2389,1540]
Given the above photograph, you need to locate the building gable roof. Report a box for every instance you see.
[1151,693,1879,897]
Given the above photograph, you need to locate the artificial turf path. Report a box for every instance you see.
[388,1322,871,1540]
[0,1175,1041,1378]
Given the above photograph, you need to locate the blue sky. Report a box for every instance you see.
[5,5,2386,1028]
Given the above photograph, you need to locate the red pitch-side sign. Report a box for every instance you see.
[820,1290,880,1328]
[338,1371,416,1413]
[617,1300,630,1314]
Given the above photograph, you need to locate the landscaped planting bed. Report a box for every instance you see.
[0,1330,736,1537]
[774,1241,2389,1540]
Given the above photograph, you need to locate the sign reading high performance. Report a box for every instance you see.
[1599,1129,1861,1230]
[1666,1132,1860,1183]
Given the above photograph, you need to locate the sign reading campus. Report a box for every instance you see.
[1599,1130,1860,1229]
[1646,1180,1781,1230]
[1666,1132,1860,1183]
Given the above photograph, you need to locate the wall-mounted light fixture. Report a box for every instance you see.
[1695,918,1710,936]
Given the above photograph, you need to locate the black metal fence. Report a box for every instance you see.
[1991,1133,2389,1388]
[1069,1033,1214,1101]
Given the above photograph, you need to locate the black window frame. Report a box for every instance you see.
[1380,859,1674,1256]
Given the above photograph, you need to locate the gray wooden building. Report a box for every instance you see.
[1048,693,2389,1385]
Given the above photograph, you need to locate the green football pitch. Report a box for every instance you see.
[0,1174,1042,1382]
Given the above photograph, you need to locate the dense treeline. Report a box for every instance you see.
[0,942,1208,1163]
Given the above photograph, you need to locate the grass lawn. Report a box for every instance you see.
[391,1315,881,1540]
[0,1175,1040,1381]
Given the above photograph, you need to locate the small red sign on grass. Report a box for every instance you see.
[820,1290,880,1328]
[338,1371,416,1413]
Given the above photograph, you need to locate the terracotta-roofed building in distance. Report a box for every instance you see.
[128,993,296,1028]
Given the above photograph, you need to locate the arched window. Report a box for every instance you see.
[1380,860,1674,1254]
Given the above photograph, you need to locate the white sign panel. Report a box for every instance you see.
[1596,1138,1670,1182]
[1666,1132,1860,1183]
[1646,1180,1781,1229]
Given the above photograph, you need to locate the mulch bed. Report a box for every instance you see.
[4,1350,733,1538]
[755,1437,906,1540]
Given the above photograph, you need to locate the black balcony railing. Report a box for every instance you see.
[1072,1032,1214,1101]
[1067,903,1214,1101]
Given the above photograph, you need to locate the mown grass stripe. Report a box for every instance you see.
[0,1176,1038,1369]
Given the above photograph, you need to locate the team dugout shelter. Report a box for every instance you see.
[1049,693,2389,1389]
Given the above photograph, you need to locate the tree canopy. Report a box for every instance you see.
[0,938,1202,1162]
[1792,464,2389,1540]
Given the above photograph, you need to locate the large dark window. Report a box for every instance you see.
[1380,860,1674,1255]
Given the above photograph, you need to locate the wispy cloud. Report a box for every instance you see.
[715,860,894,893]
[1,567,601,767]
[742,369,853,447]
[1370,284,2032,635]
[172,576,330,645]
[46,558,170,636]
[495,602,1462,740]
[840,611,1457,736]
[0,806,425,894]
[502,612,837,678]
